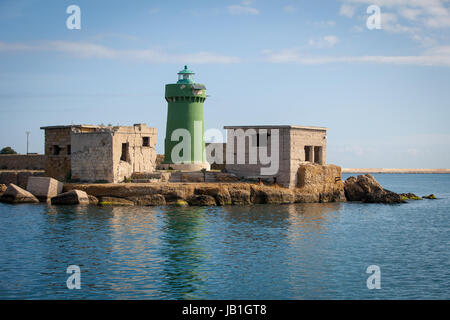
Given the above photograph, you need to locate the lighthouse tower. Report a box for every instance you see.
[161,66,210,171]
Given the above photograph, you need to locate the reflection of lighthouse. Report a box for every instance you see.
[161,66,210,171]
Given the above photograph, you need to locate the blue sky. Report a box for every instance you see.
[1,0,450,168]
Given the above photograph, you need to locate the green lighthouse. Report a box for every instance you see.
[161,66,210,171]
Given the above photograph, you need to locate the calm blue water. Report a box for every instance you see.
[0,174,449,299]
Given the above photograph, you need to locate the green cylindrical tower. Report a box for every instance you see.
[161,66,210,171]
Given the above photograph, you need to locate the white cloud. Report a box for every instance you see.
[227,3,259,15]
[0,41,241,64]
[261,46,450,66]
[340,4,356,18]
[341,0,450,28]
[283,5,296,14]
[308,35,340,48]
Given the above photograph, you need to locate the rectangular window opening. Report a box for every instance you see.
[53,145,61,155]
[142,137,150,147]
[305,146,312,162]
[120,143,129,162]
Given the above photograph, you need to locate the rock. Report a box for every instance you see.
[229,188,251,205]
[344,174,405,204]
[0,183,39,204]
[98,196,134,206]
[215,173,239,182]
[400,193,422,200]
[320,190,347,203]
[422,194,437,199]
[297,163,345,203]
[51,190,90,205]
[294,191,320,203]
[194,186,231,206]
[188,195,217,206]
[27,177,63,202]
[88,195,99,205]
[344,176,366,201]
[364,189,404,204]
[250,186,294,204]
[127,194,166,206]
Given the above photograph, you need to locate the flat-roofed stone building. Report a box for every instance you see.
[41,124,157,183]
[222,125,327,188]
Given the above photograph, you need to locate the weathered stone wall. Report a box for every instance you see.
[0,154,45,170]
[71,131,114,182]
[43,127,71,181]
[296,163,345,202]
[289,128,327,188]
[224,127,290,186]
[0,170,45,189]
[112,124,157,183]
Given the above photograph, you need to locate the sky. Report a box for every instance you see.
[0,0,450,168]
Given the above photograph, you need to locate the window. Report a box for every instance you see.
[67,145,71,155]
[142,137,150,147]
[314,146,322,164]
[305,146,312,162]
[120,143,129,162]
[53,145,61,155]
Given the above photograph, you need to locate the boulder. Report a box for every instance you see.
[399,193,422,200]
[296,163,345,203]
[0,183,39,204]
[188,195,217,206]
[51,190,90,205]
[422,194,437,199]
[27,177,63,202]
[228,188,251,205]
[88,195,99,205]
[294,191,319,203]
[250,186,294,204]
[98,196,134,206]
[194,186,231,206]
[344,174,405,204]
[127,194,166,206]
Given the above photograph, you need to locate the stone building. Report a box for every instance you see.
[41,124,157,183]
[220,125,327,188]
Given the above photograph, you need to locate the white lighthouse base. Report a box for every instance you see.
[158,162,211,172]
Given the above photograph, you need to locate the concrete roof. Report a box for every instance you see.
[40,124,99,130]
[40,123,149,130]
[223,125,328,131]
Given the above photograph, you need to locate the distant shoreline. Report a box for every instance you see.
[342,168,450,174]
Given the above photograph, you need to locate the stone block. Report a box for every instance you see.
[27,176,63,202]
[0,183,39,204]
[51,190,89,205]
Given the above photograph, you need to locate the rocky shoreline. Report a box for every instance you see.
[0,173,437,207]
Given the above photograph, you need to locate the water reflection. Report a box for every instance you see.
[158,206,210,299]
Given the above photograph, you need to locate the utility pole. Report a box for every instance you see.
[26,131,30,154]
